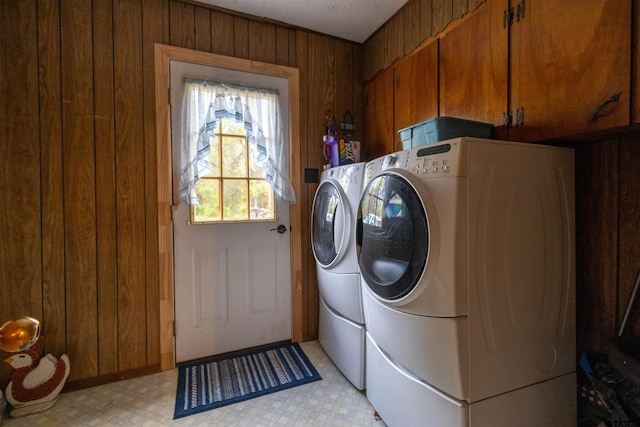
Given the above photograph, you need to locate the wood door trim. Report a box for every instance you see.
[153,43,302,370]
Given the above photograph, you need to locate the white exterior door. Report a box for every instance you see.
[170,60,292,363]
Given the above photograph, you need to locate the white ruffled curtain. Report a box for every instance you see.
[177,78,296,205]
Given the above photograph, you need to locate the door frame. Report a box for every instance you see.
[153,43,302,370]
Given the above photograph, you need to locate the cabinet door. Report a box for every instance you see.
[393,39,439,151]
[509,0,631,142]
[439,0,509,141]
[363,67,395,160]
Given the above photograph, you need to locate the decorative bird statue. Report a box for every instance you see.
[4,336,70,418]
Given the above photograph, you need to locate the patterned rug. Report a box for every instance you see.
[174,342,322,419]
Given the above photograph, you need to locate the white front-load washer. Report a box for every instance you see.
[311,162,365,389]
[357,138,576,426]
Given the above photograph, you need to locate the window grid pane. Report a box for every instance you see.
[191,119,276,224]
[193,178,221,221]
[222,179,248,220]
[221,136,247,178]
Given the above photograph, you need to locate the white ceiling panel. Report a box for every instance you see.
[197,0,408,43]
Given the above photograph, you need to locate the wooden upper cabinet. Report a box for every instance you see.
[509,0,631,142]
[393,39,439,151]
[439,0,509,141]
[363,67,395,160]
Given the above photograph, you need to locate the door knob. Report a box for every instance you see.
[270,224,287,234]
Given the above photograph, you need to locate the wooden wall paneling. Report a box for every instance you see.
[169,0,195,49]
[288,29,298,68]
[194,6,212,53]
[453,0,469,20]
[142,0,169,367]
[334,40,355,137]
[37,0,66,361]
[0,0,43,386]
[211,11,234,57]
[361,34,371,82]
[575,140,619,354]
[364,30,383,82]
[233,17,249,58]
[307,34,336,170]
[1,0,43,320]
[386,12,404,69]
[419,0,434,41]
[249,21,276,63]
[432,0,454,34]
[114,0,148,371]
[350,43,364,142]
[378,25,392,71]
[403,0,421,56]
[93,0,119,376]
[469,0,486,10]
[618,135,640,336]
[61,0,99,381]
[275,26,290,66]
[294,30,309,342]
[373,29,387,77]
[304,33,337,339]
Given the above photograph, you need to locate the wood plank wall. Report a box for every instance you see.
[0,0,361,389]
[576,134,640,354]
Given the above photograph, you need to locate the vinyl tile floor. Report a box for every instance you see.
[2,341,386,427]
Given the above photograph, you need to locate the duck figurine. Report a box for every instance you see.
[4,336,70,418]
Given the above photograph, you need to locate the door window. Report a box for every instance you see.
[358,173,429,300]
[191,118,276,223]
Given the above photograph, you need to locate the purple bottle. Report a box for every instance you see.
[325,135,340,167]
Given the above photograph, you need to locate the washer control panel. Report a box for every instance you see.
[409,140,465,177]
[364,149,412,185]
[363,139,468,184]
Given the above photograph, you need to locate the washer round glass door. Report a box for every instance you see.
[311,180,351,268]
[357,172,429,300]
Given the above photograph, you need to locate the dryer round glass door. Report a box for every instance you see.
[311,180,351,268]
[357,173,428,300]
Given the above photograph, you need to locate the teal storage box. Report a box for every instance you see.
[398,117,493,149]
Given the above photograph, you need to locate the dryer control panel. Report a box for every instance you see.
[409,140,466,177]
[323,162,365,188]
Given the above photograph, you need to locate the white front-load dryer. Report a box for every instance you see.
[311,162,365,389]
[357,138,576,426]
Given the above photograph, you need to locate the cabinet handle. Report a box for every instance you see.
[503,7,514,28]
[589,92,622,124]
[515,107,525,126]
[517,0,525,21]
[502,111,511,126]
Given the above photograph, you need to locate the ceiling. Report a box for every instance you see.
[197,0,409,43]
